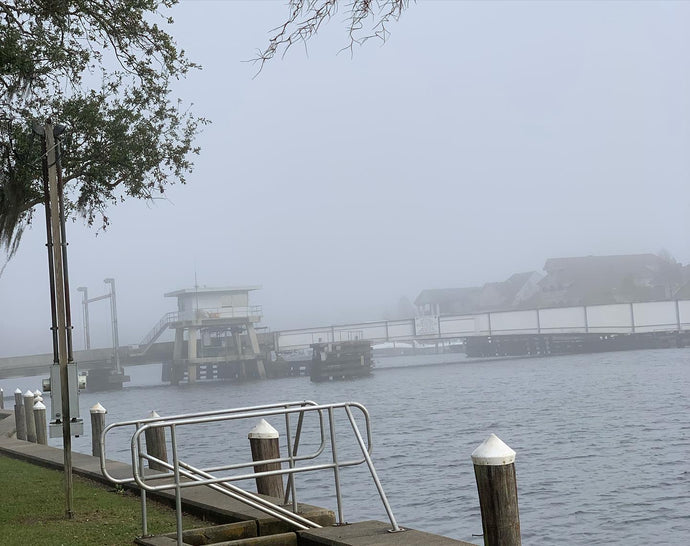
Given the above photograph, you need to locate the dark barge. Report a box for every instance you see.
[309,340,373,381]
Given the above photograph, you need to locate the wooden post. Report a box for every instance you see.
[90,403,107,459]
[471,434,521,546]
[248,419,284,499]
[23,390,37,443]
[144,410,168,471]
[0,388,4,409]
[14,388,26,441]
[34,401,48,445]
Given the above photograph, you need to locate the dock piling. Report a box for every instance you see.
[144,410,168,471]
[471,434,521,546]
[90,403,107,459]
[34,401,48,445]
[23,390,37,443]
[14,388,26,441]
[248,419,285,499]
[0,387,4,409]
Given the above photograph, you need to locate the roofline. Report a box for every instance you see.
[164,286,262,298]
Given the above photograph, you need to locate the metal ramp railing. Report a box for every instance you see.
[99,400,402,545]
[133,311,178,356]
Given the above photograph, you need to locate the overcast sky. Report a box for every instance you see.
[1,0,689,357]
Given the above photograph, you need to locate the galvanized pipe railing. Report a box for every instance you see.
[99,400,401,545]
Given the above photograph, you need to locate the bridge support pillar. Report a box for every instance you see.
[170,328,185,386]
[247,324,266,379]
[187,327,198,384]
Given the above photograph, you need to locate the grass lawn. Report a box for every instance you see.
[0,454,209,545]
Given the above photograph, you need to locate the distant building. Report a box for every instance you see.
[414,287,482,316]
[529,254,685,307]
[478,271,543,310]
[414,271,542,316]
[414,254,687,317]
[163,286,265,383]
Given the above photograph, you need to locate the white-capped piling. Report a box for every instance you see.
[0,387,4,409]
[90,403,107,459]
[248,419,285,499]
[14,388,26,440]
[23,390,37,443]
[144,410,168,471]
[34,401,48,445]
[471,434,521,546]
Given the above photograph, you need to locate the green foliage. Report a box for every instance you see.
[0,454,207,545]
[0,0,206,255]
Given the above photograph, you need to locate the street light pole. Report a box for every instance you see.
[77,287,90,350]
[104,278,121,374]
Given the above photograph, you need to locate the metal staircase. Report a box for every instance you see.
[132,311,178,356]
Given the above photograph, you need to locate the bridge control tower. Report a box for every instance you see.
[164,286,265,384]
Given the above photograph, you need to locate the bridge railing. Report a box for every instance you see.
[274,300,690,351]
[175,305,263,321]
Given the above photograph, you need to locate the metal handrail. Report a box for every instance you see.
[100,400,321,542]
[100,400,402,545]
[99,400,321,486]
[135,311,178,354]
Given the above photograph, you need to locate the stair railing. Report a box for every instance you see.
[99,400,402,545]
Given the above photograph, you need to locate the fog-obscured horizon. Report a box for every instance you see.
[1,1,688,356]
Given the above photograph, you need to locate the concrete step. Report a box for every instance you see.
[136,529,298,546]
[208,533,297,546]
[298,520,476,545]
[136,521,299,546]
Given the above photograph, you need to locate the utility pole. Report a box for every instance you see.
[39,120,74,518]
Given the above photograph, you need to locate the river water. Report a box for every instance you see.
[4,348,689,544]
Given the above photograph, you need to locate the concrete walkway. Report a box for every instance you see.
[0,410,474,545]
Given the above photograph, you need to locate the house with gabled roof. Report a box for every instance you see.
[414,271,542,316]
[414,287,482,316]
[478,271,542,310]
[529,254,685,307]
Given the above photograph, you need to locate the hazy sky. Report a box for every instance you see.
[1,1,689,357]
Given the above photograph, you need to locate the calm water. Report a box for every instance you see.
[6,348,690,544]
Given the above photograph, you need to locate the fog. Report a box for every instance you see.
[1,1,689,357]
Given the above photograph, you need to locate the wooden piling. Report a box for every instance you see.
[471,434,521,546]
[14,388,26,441]
[23,390,37,443]
[34,401,48,445]
[248,419,285,499]
[144,410,168,471]
[90,403,107,459]
[0,387,4,409]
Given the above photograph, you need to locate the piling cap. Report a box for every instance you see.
[471,434,516,466]
[34,390,42,396]
[14,388,22,394]
[90,402,107,414]
[248,419,279,440]
[34,401,46,410]
[23,389,34,397]
[148,410,161,418]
